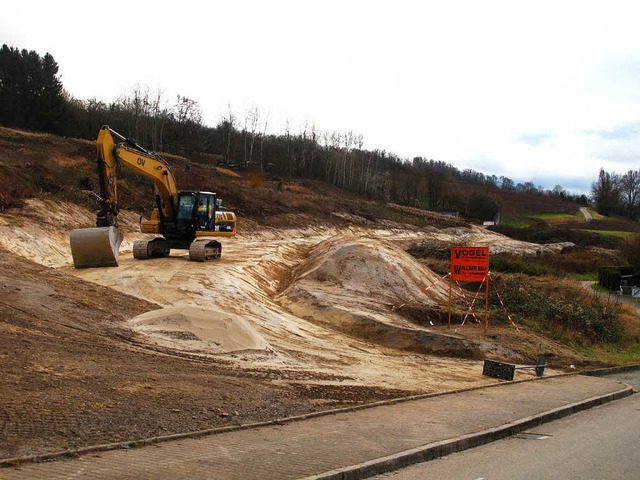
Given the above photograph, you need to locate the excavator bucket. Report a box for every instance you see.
[70,226,123,268]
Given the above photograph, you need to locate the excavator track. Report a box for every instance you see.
[189,239,222,262]
[133,239,170,259]
[133,240,151,259]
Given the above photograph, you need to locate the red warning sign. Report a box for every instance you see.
[450,247,489,282]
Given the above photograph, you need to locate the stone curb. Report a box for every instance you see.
[582,364,640,377]
[303,384,634,480]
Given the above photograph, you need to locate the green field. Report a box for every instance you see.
[501,210,582,228]
[573,273,598,281]
[527,212,582,224]
[583,229,637,239]
[499,218,532,228]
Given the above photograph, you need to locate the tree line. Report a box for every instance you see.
[591,168,640,220]
[1,44,590,220]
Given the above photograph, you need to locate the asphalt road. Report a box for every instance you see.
[374,371,640,480]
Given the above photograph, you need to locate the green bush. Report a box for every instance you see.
[492,275,623,343]
[491,254,561,276]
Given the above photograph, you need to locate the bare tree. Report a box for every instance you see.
[259,111,270,173]
[112,86,171,150]
[620,169,640,219]
[284,119,293,175]
[324,131,342,185]
[173,95,202,152]
[149,89,167,151]
[221,103,236,165]
[591,168,622,216]
[242,105,261,168]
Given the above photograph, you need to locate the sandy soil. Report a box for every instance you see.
[0,199,572,458]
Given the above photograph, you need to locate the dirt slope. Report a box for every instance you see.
[0,250,327,458]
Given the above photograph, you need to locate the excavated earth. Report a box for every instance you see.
[0,197,577,459]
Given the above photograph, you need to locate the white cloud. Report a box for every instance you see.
[2,0,640,192]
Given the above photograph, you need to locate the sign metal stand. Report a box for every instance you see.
[449,247,490,329]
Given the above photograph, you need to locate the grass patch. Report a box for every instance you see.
[588,208,605,220]
[500,210,583,229]
[491,254,562,276]
[500,218,532,228]
[490,247,620,277]
[490,225,624,249]
[573,273,597,281]
[572,333,640,364]
[591,283,610,293]
[583,230,637,239]
[528,212,579,223]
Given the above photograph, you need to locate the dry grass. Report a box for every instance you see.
[283,183,315,195]
[0,167,34,209]
[247,172,265,188]
[216,167,242,178]
[270,190,317,210]
[490,274,624,345]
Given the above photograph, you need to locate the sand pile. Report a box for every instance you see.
[277,237,481,357]
[129,306,270,355]
[282,237,449,307]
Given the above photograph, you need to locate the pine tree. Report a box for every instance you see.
[0,45,67,133]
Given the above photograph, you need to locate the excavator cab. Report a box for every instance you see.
[175,191,217,232]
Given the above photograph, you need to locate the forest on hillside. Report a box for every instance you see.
[6,44,639,221]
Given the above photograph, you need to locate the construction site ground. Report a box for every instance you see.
[0,194,602,461]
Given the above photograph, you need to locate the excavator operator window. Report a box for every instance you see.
[177,194,196,220]
[207,196,215,220]
[196,193,215,230]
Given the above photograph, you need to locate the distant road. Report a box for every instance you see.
[374,370,640,480]
[580,207,593,221]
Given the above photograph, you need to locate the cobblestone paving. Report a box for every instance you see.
[1,375,628,480]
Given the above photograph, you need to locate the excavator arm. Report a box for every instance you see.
[95,126,179,226]
[71,126,181,268]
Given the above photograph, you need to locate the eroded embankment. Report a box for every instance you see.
[0,199,567,393]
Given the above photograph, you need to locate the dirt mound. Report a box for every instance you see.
[130,306,270,354]
[277,237,490,358]
[283,237,450,305]
[0,248,340,459]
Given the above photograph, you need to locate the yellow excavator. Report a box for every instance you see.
[70,126,236,268]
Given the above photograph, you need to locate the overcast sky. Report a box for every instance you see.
[3,0,640,192]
